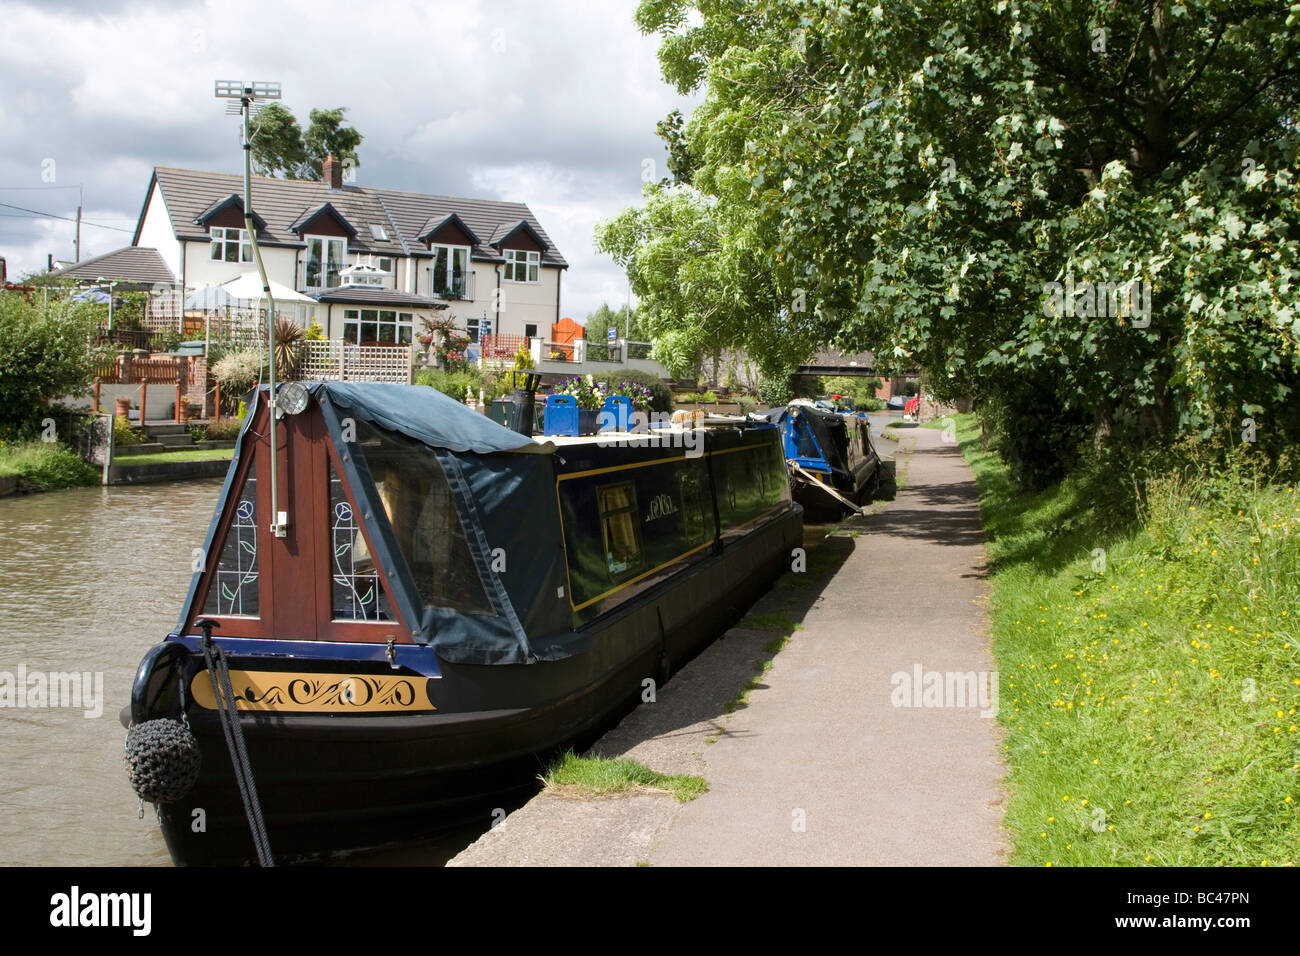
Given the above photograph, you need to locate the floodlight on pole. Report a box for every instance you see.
[216,79,288,537]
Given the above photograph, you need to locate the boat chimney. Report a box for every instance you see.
[508,371,539,437]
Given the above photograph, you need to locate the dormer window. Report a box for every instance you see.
[503,249,539,283]
[210,227,252,263]
[431,245,469,298]
[305,236,347,288]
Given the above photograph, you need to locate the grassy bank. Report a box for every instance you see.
[118,448,234,466]
[950,413,1298,866]
[0,441,98,490]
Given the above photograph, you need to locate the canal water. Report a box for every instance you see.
[0,480,514,866]
[0,480,223,865]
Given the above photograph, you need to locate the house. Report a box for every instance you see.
[130,157,568,347]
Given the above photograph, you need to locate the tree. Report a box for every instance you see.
[655,109,698,185]
[608,0,1300,477]
[252,104,362,181]
[822,375,882,403]
[0,292,105,436]
[304,108,363,178]
[249,104,308,179]
[595,184,819,378]
[583,304,647,345]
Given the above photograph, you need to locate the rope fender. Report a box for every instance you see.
[124,718,201,805]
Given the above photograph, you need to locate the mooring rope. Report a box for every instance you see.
[201,637,274,867]
[788,461,865,514]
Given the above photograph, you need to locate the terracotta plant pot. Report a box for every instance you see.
[115,396,131,420]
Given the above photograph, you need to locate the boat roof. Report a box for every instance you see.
[537,417,772,448]
[310,381,555,455]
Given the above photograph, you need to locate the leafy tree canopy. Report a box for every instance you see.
[601,0,1300,471]
[252,104,363,181]
[0,291,106,437]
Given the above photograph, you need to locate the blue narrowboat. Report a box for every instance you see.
[761,401,882,517]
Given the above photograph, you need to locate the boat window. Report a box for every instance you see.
[794,418,820,459]
[329,460,395,622]
[202,459,259,617]
[680,473,705,542]
[350,422,493,616]
[598,482,642,579]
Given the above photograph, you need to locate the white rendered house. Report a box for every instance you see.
[131,157,567,348]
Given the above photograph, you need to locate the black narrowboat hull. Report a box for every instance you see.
[134,505,801,866]
[790,456,879,519]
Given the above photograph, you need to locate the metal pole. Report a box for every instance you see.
[242,89,284,537]
[102,413,113,486]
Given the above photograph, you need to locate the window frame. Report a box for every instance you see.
[342,308,414,345]
[305,234,348,288]
[209,226,252,263]
[597,481,643,582]
[503,248,540,284]
[430,245,470,298]
[466,313,493,345]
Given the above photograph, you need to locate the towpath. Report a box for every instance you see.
[450,425,1005,866]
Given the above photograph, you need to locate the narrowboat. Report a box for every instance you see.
[123,381,801,865]
[760,401,882,518]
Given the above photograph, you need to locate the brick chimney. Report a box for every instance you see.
[323,154,342,190]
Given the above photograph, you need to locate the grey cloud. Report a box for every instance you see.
[0,0,695,319]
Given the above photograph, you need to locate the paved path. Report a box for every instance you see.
[451,426,1005,866]
[649,427,1004,865]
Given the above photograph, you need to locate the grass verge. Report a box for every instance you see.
[542,750,707,802]
[0,441,97,490]
[720,610,804,718]
[116,449,235,466]
[951,413,1299,866]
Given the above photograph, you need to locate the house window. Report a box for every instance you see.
[431,246,469,298]
[342,308,413,345]
[466,313,493,345]
[524,323,538,338]
[597,482,641,580]
[503,249,539,283]
[209,227,252,263]
[376,257,394,275]
[305,236,347,288]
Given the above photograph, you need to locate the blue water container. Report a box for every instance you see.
[543,393,579,436]
[601,394,634,432]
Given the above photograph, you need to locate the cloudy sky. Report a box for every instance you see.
[0,0,697,320]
